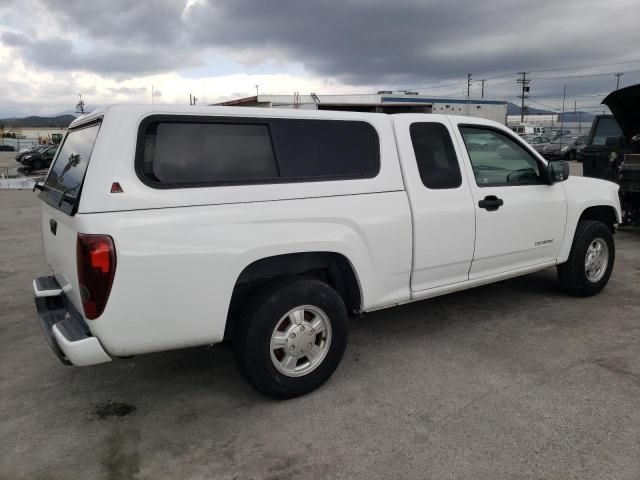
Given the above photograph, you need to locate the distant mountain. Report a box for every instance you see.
[507,102,552,116]
[0,114,77,128]
[507,102,594,121]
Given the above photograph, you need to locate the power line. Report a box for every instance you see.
[529,58,640,74]
[531,68,640,81]
[400,59,640,94]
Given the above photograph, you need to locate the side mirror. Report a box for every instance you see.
[547,160,570,183]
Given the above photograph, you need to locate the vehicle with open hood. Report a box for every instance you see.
[582,83,640,224]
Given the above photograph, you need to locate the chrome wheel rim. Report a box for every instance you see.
[585,238,609,283]
[270,305,332,377]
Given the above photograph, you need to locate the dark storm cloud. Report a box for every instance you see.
[0,0,198,76]
[1,0,639,98]
[183,0,638,86]
[1,31,31,47]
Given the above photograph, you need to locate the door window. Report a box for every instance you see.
[460,126,545,187]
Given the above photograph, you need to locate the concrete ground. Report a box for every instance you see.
[1,189,639,480]
[0,150,18,170]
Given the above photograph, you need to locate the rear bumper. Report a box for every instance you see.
[34,276,111,366]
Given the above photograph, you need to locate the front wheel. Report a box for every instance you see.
[233,278,348,399]
[557,220,615,296]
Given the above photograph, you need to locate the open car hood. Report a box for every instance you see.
[602,83,640,140]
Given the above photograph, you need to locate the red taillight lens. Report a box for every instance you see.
[76,234,116,320]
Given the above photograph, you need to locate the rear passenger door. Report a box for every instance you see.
[393,115,476,291]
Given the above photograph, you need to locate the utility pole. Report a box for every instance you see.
[481,79,486,98]
[466,73,472,98]
[151,85,154,105]
[75,94,85,115]
[516,72,530,123]
[255,85,259,97]
[560,84,567,136]
[189,94,198,106]
[578,111,582,133]
[614,72,623,90]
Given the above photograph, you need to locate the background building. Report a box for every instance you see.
[214,92,508,123]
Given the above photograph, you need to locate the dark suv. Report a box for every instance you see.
[582,84,640,224]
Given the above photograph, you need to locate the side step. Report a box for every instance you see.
[33,275,62,297]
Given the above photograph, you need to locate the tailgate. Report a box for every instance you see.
[41,202,84,311]
[37,122,101,314]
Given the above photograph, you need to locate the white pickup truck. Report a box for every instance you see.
[34,105,621,398]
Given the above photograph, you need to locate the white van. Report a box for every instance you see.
[512,124,545,136]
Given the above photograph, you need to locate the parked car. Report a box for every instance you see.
[20,145,57,170]
[16,145,46,163]
[582,83,640,224]
[575,135,589,161]
[551,129,572,139]
[522,134,551,153]
[542,135,587,160]
[0,145,15,151]
[33,105,621,399]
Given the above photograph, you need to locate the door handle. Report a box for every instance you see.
[478,195,504,211]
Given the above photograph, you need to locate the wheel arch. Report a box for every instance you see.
[558,203,620,264]
[578,205,619,232]
[225,252,362,340]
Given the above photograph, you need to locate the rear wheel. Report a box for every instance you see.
[233,278,348,399]
[557,220,615,296]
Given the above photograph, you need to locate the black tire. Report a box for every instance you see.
[233,277,348,399]
[568,150,576,161]
[557,220,615,296]
[32,160,43,170]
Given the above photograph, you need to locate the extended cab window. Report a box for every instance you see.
[460,127,544,187]
[142,122,278,184]
[138,117,380,187]
[40,122,100,215]
[410,123,462,189]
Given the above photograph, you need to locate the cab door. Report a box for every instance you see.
[451,119,567,279]
[393,115,476,292]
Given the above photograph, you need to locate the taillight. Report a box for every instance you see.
[76,234,116,320]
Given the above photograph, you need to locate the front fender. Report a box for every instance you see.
[558,176,621,263]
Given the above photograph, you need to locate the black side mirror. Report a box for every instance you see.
[547,160,570,183]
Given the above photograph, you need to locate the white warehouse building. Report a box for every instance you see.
[214,92,508,123]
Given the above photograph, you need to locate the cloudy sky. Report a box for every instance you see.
[0,0,639,118]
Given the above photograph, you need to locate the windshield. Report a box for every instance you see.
[592,117,622,145]
[40,122,100,214]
